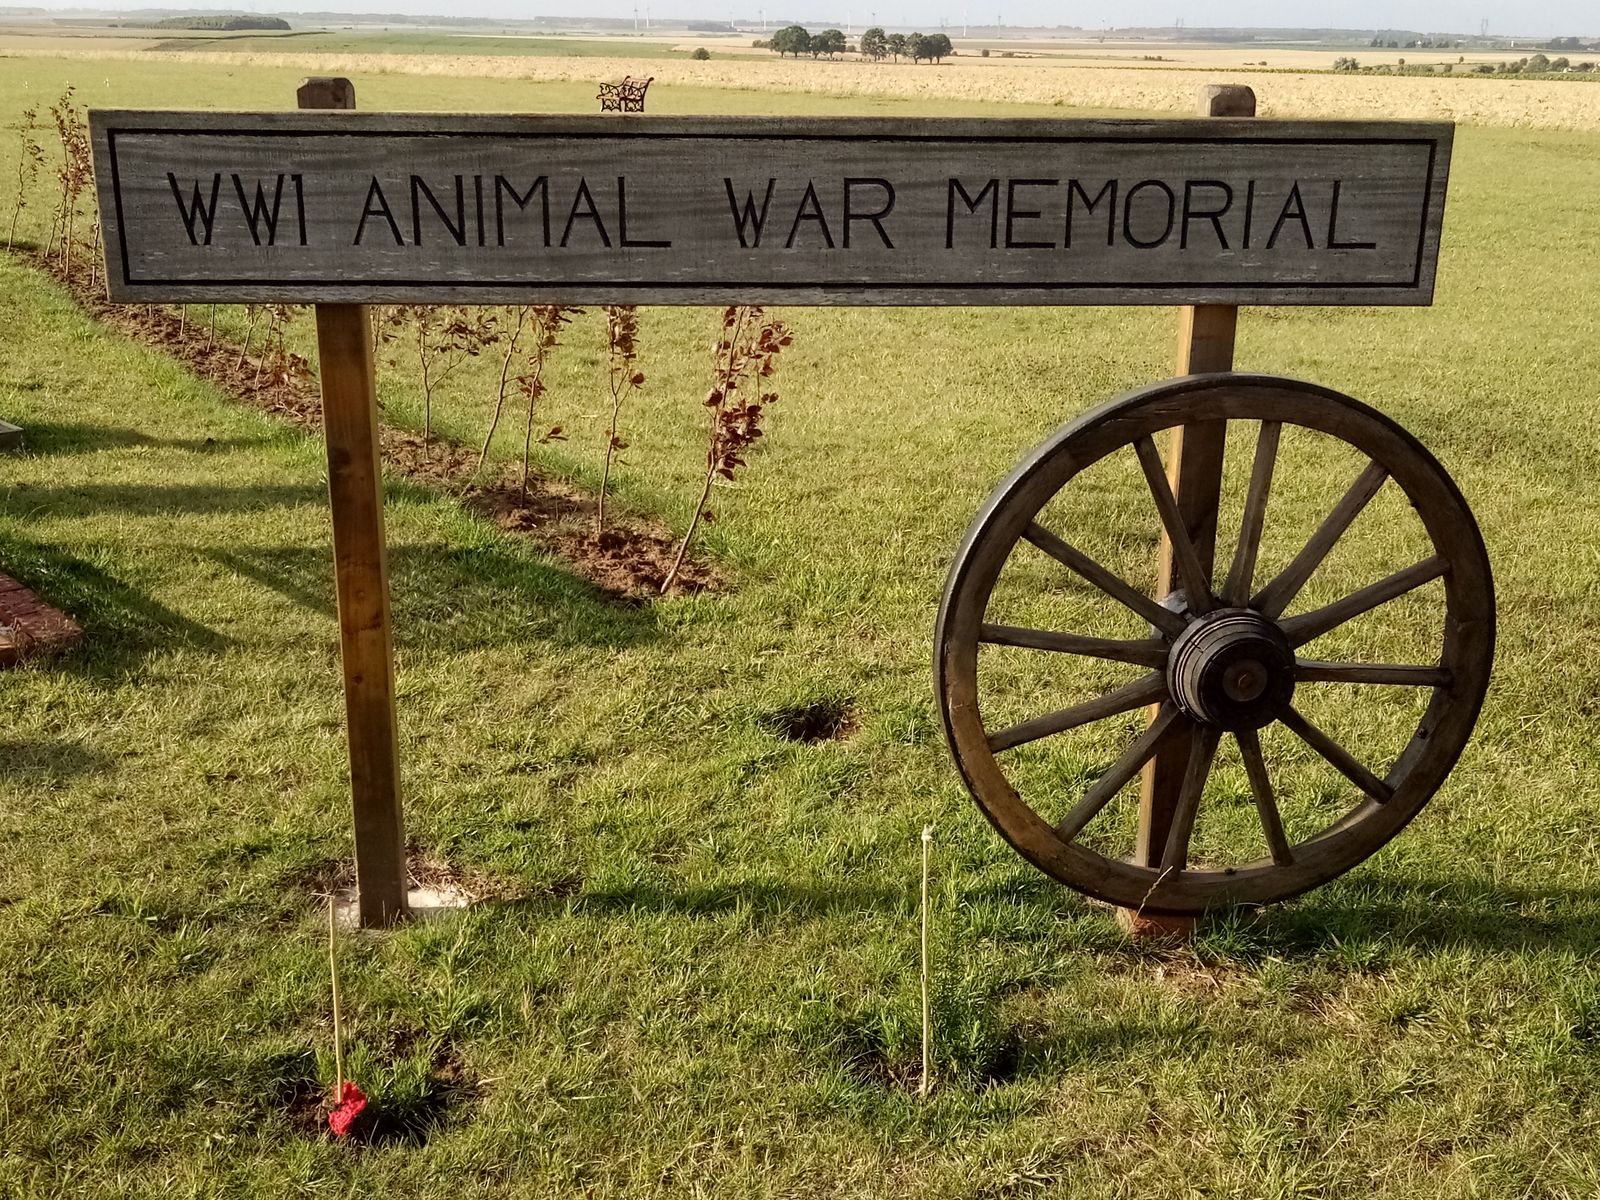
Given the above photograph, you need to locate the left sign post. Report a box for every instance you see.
[297,79,408,928]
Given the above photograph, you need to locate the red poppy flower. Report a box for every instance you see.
[327,1081,368,1137]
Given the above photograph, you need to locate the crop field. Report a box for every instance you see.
[138,31,765,61]
[3,47,1600,1200]
[2,21,1586,70]
[6,36,1593,130]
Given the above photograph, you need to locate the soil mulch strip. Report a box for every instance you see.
[18,251,721,601]
[0,571,83,667]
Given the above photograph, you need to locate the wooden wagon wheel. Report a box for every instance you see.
[935,373,1495,914]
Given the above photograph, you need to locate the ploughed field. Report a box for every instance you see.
[3,52,1600,1198]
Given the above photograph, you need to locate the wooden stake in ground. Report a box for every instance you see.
[327,894,345,1097]
[919,824,934,1099]
[299,77,408,929]
[1125,84,1255,940]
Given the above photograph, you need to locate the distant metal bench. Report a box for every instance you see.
[597,75,654,113]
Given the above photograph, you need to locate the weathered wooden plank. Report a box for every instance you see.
[88,111,1452,306]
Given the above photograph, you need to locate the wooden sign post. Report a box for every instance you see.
[1132,84,1255,936]
[296,79,407,927]
[89,87,1457,929]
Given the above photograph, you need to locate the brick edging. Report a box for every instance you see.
[0,572,83,667]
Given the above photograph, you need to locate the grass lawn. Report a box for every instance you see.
[4,53,1600,1198]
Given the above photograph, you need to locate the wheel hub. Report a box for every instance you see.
[1168,608,1295,731]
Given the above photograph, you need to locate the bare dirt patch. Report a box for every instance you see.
[762,695,858,743]
[283,1024,477,1147]
[839,1020,1023,1094]
[464,474,720,599]
[20,251,721,602]
[296,844,522,910]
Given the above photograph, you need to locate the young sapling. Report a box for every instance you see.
[597,305,645,537]
[661,305,792,593]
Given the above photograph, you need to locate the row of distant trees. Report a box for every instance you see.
[1367,34,1597,52]
[861,28,953,62]
[760,25,953,63]
[1368,37,1459,48]
[1498,53,1594,73]
[765,25,845,57]
[1333,53,1596,74]
[152,14,289,29]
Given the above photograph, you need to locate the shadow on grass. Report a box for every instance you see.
[1255,874,1600,958]
[509,876,909,920]
[9,421,271,457]
[0,738,112,781]
[0,528,231,672]
[12,482,324,517]
[499,860,1600,962]
[955,856,1600,959]
[7,468,659,660]
[1022,1013,1216,1069]
[202,539,661,652]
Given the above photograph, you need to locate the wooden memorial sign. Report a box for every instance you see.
[89,85,1469,932]
[91,112,1451,307]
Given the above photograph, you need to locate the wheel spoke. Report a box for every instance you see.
[1023,522,1187,637]
[1160,723,1222,871]
[987,672,1168,754]
[980,624,1169,668]
[1221,420,1282,607]
[1236,728,1293,866]
[1280,706,1394,803]
[1280,555,1448,648]
[1295,658,1452,687]
[1057,704,1181,842]
[1133,435,1216,614]
[1253,460,1388,619]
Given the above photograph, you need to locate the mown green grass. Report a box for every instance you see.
[4,52,1600,1199]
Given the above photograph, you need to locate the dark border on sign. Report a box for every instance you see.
[105,127,1444,295]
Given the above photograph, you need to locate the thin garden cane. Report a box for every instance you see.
[328,894,345,1099]
[919,824,933,1099]
[325,894,369,1136]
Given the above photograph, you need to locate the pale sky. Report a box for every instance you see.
[24,1,1596,37]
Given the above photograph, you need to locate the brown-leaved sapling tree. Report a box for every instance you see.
[661,305,793,593]
[597,304,644,536]
[6,104,45,252]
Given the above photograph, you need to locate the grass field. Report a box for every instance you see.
[5,51,1600,1198]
